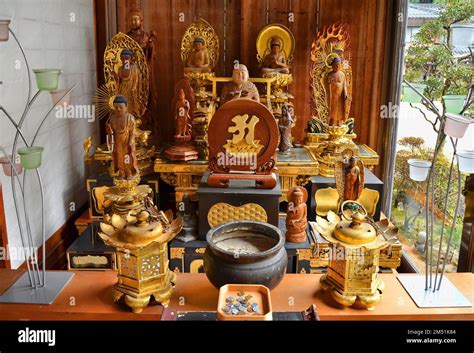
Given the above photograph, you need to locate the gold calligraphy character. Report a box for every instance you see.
[228,114,260,148]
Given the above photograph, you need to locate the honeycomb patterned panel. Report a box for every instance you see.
[207,203,268,228]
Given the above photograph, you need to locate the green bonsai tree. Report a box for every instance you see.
[404,0,474,123]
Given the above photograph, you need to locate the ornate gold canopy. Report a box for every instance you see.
[180,18,219,70]
[103,32,149,119]
[310,23,352,124]
[256,23,295,66]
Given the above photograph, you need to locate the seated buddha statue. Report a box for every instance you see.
[286,186,307,243]
[184,37,212,74]
[261,36,290,76]
[220,64,260,105]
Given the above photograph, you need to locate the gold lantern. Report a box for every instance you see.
[313,210,389,310]
[99,211,183,313]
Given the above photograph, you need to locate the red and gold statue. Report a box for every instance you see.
[261,36,290,76]
[127,2,155,62]
[175,89,192,139]
[114,48,140,119]
[106,95,139,180]
[164,82,199,161]
[184,37,212,74]
[344,156,362,201]
[327,56,349,126]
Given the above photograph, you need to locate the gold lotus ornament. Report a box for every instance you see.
[99,211,183,313]
[313,210,391,310]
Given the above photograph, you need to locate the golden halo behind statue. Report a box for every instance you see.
[325,53,340,68]
[103,32,149,119]
[256,24,295,66]
[309,23,352,123]
[180,18,219,70]
[93,85,115,121]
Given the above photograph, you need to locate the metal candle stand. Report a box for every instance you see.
[0,24,76,304]
[397,81,472,308]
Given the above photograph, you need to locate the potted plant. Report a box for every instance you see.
[32,69,62,91]
[0,20,10,42]
[17,146,44,170]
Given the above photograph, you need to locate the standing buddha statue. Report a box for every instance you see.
[114,48,140,119]
[106,95,139,180]
[327,56,349,126]
[344,157,362,201]
[127,1,155,63]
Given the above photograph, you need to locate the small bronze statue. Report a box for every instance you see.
[262,36,290,76]
[127,2,155,62]
[176,193,198,243]
[278,104,293,153]
[327,56,349,126]
[221,64,260,105]
[114,48,140,118]
[286,186,308,243]
[184,37,212,74]
[344,156,363,201]
[106,95,139,179]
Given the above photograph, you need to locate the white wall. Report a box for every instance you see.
[0,0,98,268]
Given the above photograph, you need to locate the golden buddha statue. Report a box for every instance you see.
[106,95,139,179]
[261,36,290,76]
[221,64,260,105]
[114,48,140,119]
[127,3,155,62]
[327,56,349,126]
[184,37,212,74]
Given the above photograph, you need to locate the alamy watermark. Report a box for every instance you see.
[216,151,257,170]
[55,103,95,123]
[380,102,400,119]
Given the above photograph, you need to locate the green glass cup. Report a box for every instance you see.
[32,69,62,91]
[17,146,44,169]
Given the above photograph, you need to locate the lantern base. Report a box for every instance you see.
[320,274,384,310]
[114,270,177,314]
[398,275,471,308]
